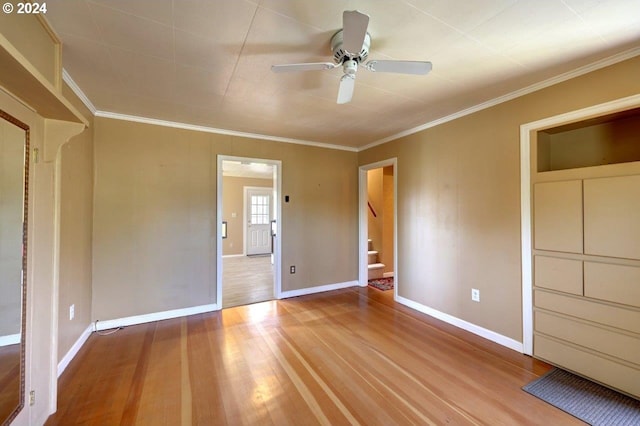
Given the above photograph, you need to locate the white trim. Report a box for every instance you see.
[58,48,639,154]
[279,280,358,299]
[397,296,524,353]
[520,125,533,356]
[62,69,97,115]
[360,47,640,152]
[57,324,92,377]
[359,169,368,286]
[96,111,358,152]
[218,156,282,307]
[93,303,218,331]
[49,147,62,414]
[519,93,640,356]
[222,254,245,258]
[383,271,394,278]
[0,333,20,346]
[359,158,398,303]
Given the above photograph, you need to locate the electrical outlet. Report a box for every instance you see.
[290,266,296,274]
[471,288,480,302]
[69,304,75,320]
[29,390,35,406]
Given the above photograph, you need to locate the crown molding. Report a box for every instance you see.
[94,111,359,152]
[359,46,640,152]
[63,46,640,153]
[62,69,97,115]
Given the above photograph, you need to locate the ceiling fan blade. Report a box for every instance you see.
[337,74,355,104]
[342,10,369,55]
[365,60,433,75]
[271,62,337,73]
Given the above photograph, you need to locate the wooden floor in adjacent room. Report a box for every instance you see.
[222,255,273,308]
[46,288,582,425]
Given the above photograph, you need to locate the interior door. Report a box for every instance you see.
[246,188,272,255]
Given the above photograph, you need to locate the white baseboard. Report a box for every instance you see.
[383,271,395,278]
[222,254,245,258]
[279,280,358,299]
[396,296,524,353]
[0,333,20,347]
[58,324,93,377]
[94,303,219,331]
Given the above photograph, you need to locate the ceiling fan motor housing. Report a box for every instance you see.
[331,30,371,64]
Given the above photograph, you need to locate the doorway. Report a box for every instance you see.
[359,159,397,299]
[217,156,282,309]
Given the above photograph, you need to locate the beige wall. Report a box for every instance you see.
[358,55,640,342]
[222,176,272,256]
[92,117,358,321]
[55,84,94,362]
[57,118,93,360]
[367,168,383,253]
[382,166,394,274]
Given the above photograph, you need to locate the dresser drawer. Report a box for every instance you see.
[534,289,640,335]
[584,262,640,309]
[535,256,582,295]
[535,311,639,365]
[534,334,640,398]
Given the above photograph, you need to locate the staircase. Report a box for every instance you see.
[367,239,385,280]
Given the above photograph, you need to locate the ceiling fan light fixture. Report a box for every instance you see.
[270,10,432,104]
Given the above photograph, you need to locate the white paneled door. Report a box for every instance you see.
[246,188,272,255]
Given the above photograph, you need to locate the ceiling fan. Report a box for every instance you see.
[271,10,432,104]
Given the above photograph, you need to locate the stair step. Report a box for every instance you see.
[368,262,385,280]
[368,250,378,255]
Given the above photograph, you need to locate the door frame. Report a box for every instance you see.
[217,155,282,308]
[244,186,273,256]
[358,158,398,301]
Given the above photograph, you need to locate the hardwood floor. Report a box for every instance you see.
[46,288,582,425]
[0,344,20,423]
[222,255,273,308]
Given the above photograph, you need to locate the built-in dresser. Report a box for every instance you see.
[532,107,640,399]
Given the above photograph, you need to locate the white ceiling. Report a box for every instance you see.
[45,0,640,149]
[222,161,273,179]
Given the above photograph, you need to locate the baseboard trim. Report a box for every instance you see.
[0,333,20,347]
[57,324,93,377]
[279,280,358,299]
[383,272,394,278]
[222,254,245,258]
[94,303,219,331]
[396,296,524,353]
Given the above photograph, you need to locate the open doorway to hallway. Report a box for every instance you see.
[359,159,397,298]
[217,157,282,309]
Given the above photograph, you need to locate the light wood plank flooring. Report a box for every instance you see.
[222,255,273,308]
[46,288,582,425]
[0,344,20,423]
